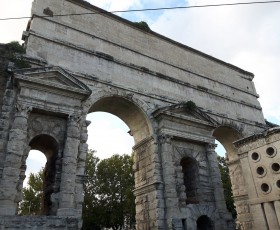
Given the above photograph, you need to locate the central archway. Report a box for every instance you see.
[88,96,152,144]
[86,96,156,229]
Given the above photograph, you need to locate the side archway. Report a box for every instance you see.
[28,134,59,215]
[212,125,242,161]
[212,125,249,225]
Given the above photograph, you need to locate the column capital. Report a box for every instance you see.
[66,114,82,139]
[158,134,173,144]
[206,143,217,152]
[68,114,81,125]
[15,103,32,118]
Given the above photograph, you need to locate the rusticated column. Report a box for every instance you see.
[206,143,227,211]
[0,76,16,179]
[75,120,90,220]
[57,115,81,217]
[158,134,179,228]
[206,143,233,229]
[0,103,32,215]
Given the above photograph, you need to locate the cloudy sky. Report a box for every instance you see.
[1,0,279,173]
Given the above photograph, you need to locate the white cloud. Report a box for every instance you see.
[0,0,33,43]
[87,112,134,159]
[24,150,46,187]
[88,0,142,13]
[151,0,280,122]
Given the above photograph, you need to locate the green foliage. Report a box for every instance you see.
[82,150,101,230]
[5,41,31,69]
[18,168,44,215]
[218,156,237,218]
[133,21,151,32]
[6,41,26,54]
[82,151,135,230]
[18,150,135,228]
[185,100,196,111]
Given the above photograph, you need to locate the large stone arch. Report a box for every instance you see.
[212,124,243,161]
[87,95,164,229]
[88,94,154,143]
[0,0,272,229]
[212,125,252,228]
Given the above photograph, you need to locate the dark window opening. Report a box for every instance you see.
[180,157,198,204]
[197,215,214,230]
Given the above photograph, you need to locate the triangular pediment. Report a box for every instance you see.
[153,102,219,127]
[30,71,82,88]
[14,66,91,97]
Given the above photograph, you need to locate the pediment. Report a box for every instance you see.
[153,102,219,127]
[30,71,81,88]
[14,66,91,99]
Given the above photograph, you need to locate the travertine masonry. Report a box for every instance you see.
[0,0,274,229]
[234,128,280,230]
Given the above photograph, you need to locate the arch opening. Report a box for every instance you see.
[84,96,153,229]
[213,126,243,219]
[27,134,59,216]
[86,112,134,159]
[212,126,242,161]
[88,96,152,144]
[19,150,46,216]
[196,215,214,230]
[180,157,199,204]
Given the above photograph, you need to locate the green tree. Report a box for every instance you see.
[82,150,101,230]
[218,156,237,218]
[18,168,44,215]
[82,153,135,230]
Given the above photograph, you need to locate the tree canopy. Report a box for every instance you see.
[18,150,135,230]
[18,168,44,215]
[82,151,135,230]
[218,155,236,218]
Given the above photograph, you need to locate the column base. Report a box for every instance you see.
[0,204,17,216]
[57,208,78,217]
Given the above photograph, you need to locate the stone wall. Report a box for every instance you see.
[24,0,266,129]
[0,0,273,229]
[0,44,11,115]
[234,128,280,230]
[0,216,79,230]
[0,44,14,184]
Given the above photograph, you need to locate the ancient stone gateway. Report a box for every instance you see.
[0,0,277,229]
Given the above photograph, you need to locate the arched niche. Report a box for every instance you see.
[88,96,152,144]
[29,134,59,215]
[197,215,214,230]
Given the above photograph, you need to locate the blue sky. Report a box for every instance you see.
[1,0,280,178]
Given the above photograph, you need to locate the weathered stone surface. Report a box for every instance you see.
[0,0,274,229]
[0,216,79,230]
[234,128,280,230]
